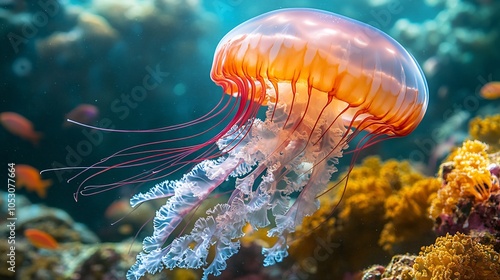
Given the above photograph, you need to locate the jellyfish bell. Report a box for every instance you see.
[53,8,428,280]
[211,8,428,139]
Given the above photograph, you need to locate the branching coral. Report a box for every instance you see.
[288,157,439,279]
[412,233,500,280]
[469,114,500,152]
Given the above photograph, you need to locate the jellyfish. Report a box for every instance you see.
[66,8,428,280]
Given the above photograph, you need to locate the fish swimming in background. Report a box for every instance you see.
[480,81,500,100]
[16,164,53,198]
[24,228,59,250]
[63,104,99,128]
[0,112,42,145]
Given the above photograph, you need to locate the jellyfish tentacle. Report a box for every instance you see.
[262,111,350,266]
[127,156,244,278]
[127,122,259,279]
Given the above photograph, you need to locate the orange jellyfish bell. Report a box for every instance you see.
[65,8,427,280]
[211,8,428,138]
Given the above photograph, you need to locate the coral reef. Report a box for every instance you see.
[362,254,415,280]
[412,233,500,280]
[0,194,99,255]
[70,243,170,280]
[0,192,200,279]
[380,178,441,253]
[430,140,494,216]
[288,157,439,279]
[2,240,172,280]
[469,114,500,152]
[362,233,500,280]
[0,241,26,280]
[14,204,99,244]
[430,140,500,248]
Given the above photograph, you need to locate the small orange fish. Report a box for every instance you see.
[63,104,99,128]
[24,228,59,250]
[480,81,500,100]
[0,112,42,145]
[105,198,131,220]
[16,164,52,198]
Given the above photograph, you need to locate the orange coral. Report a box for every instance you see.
[412,233,500,280]
[430,140,499,218]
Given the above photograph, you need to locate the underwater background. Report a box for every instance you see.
[1,0,499,279]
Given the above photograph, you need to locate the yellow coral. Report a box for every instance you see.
[380,178,441,252]
[430,140,499,218]
[469,114,500,152]
[412,233,500,280]
[337,158,425,223]
[289,157,439,279]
